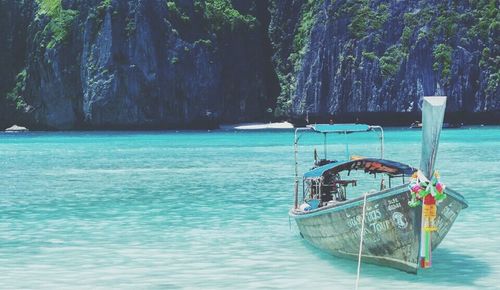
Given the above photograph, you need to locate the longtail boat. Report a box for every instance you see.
[289,97,468,273]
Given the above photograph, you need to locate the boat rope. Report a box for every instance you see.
[355,192,368,290]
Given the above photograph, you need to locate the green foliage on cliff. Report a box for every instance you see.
[6,69,27,110]
[275,0,322,117]
[36,0,78,49]
[96,0,112,18]
[36,0,62,17]
[99,0,111,10]
[348,6,369,38]
[480,47,500,95]
[362,51,378,61]
[433,44,452,79]
[194,38,212,47]
[380,45,406,78]
[486,72,499,94]
[274,72,294,117]
[467,0,499,96]
[400,9,433,51]
[204,0,257,32]
[87,0,112,38]
[468,0,498,39]
[289,0,319,70]
[346,1,389,39]
[166,1,190,24]
[427,5,458,42]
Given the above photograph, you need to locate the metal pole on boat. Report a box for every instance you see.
[419,96,447,269]
[293,127,312,209]
[323,133,327,160]
[369,126,384,159]
[294,129,299,209]
[380,128,384,159]
[344,131,349,160]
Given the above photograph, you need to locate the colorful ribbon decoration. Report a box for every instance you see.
[408,170,446,269]
[408,170,446,208]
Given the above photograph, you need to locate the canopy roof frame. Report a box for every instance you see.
[293,123,385,208]
[302,158,417,180]
[307,123,372,134]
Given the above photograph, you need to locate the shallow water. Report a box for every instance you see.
[0,127,499,289]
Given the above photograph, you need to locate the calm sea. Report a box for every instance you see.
[1,127,499,289]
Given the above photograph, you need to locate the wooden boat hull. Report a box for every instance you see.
[290,184,468,273]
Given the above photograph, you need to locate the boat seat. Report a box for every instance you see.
[322,180,356,202]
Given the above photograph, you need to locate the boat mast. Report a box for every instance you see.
[419,97,447,178]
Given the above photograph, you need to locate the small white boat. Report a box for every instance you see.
[4,125,29,132]
[219,122,293,130]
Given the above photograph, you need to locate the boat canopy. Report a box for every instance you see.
[307,123,371,134]
[303,158,416,179]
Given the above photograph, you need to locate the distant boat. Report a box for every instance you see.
[410,121,422,129]
[219,122,293,130]
[289,97,468,273]
[411,121,462,129]
[4,125,29,132]
[443,122,463,129]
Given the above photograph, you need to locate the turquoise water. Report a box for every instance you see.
[1,127,499,289]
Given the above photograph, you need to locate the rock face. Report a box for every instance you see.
[1,0,498,129]
[1,0,278,129]
[269,0,499,123]
[0,0,35,129]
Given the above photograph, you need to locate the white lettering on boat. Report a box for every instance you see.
[347,209,382,228]
[352,228,382,243]
[435,216,446,232]
[347,215,361,228]
[366,209,382,222]
[369,219,392,233]
[442,206,457,221]
[387,198,402,211]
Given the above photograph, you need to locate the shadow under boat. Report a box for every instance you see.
[300,240,489,286]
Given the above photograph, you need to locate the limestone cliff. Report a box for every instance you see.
[1,0,278,129]
[269,0,499,124]
[1,0,499,129]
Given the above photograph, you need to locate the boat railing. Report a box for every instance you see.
[293,124,384,209]
[369,125,384,159]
